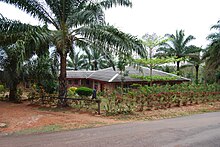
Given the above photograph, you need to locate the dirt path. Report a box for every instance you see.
[1,101,220,135]
[1,112,220,147]
[0,101,125,134]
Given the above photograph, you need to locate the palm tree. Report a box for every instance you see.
[205,21,220,70]
[24,53,58,94]
[82,47,111,70]
[0,15,50,101]
[156,30,197,75]
[0,41,26,102]
[67,50,84,70]
[203,21,220,83]
[181,47,203,84]
[0,0,144,100]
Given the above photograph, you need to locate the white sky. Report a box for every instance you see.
[0,0,220,48]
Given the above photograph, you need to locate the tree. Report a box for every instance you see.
[187,47,203,84]
[156,30,197,75]
[203,20,220,83]
[0,41,26,102]
[24,53,58,94]
[81,47,112,70]
[205,21,220,70]
[0,0,144,101]
[141,33,167,85]
[67,50,84,70]
[0,15,50,101]
[180,47,203,84]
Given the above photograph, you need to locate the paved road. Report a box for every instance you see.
[1,112,220,147]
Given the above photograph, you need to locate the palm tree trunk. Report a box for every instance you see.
[177,61,180,75]
[195,65,199,84]
[9,80,19,102]
[94,60,98,70]
[58,52,67,106]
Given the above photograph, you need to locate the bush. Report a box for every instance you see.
[41,80,58,94]
[67,87,77,96]
[0,85,5,93]
[75,87,93,97]
[103,83,220,115]
[131,83,141,88]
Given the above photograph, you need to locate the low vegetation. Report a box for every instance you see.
[103,83,220,115]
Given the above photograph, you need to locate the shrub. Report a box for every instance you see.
[0,85,5,93]
[67,87,77,96]
[41,80,58,94]
[131,83,141,88]
[75,87,93,97]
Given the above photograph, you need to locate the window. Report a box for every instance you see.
[74,79,78,85]
[68,80,72,85]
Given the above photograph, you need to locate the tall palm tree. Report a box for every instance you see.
[188,53,203,84]
[0,41,26,102]
[205,20,220,70]
[156,30,197,75]
[0,15,50,101]
[203,20,220,83]
[0,0,144,99]
[181,47,203,84]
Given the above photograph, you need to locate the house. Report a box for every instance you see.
[66,66,190,92]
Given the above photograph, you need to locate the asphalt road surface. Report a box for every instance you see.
[1,112,220,147]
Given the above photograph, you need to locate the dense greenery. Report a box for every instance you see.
[75,87,93,97]
[104,83,220,115]
[0,84,5,93]
[203,20,220,83]
[0,0,144,102]
[24,54,58,94]
[67,87,77,97]
[130,75,177,81]
[156,30,198,75]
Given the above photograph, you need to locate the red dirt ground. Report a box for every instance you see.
[0,101,125,134]
[1,101,220,134]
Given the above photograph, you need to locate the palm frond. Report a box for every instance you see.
[68,1,105,27]
[0,0,58,28]
[75,24,145,57]
[99,0,132,9]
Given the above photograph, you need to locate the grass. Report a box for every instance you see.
[14,125,62,135]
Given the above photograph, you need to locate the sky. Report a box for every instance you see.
[0,0,220,48]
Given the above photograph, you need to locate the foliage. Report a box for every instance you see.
[0,13,50,102]
[40,80,58,94]
[80,46,112,70]
[67,87,77,97]
[204,20,220,83]
[0,84,5,93]
[75,87,93,97]
[130,83,141,88]
[135,57,183,67]
[156,30,199,75]
[142,33,167,50]
[103,83,220,115]
[24,54,58,94]
[130,75,177,81]
[67,50,85,70]
[16,88,23,100]
[0,0,145,100]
